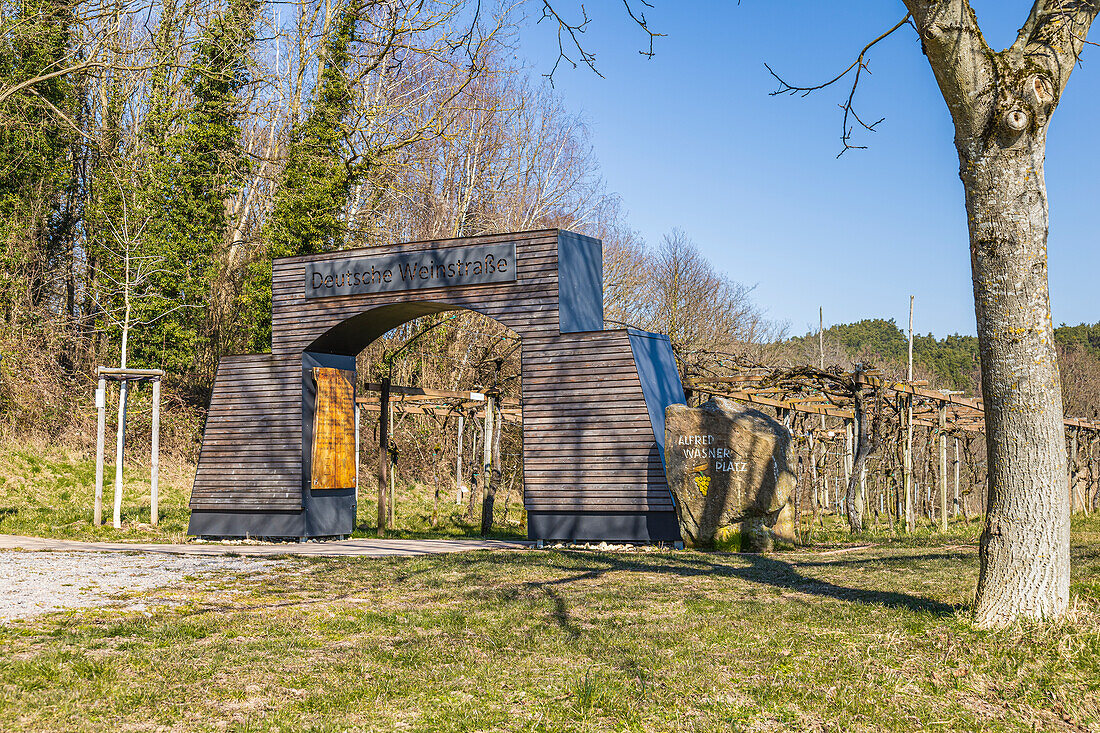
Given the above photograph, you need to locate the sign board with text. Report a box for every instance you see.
[305,242,517,298]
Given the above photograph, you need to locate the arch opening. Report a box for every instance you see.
[334,306,525,538]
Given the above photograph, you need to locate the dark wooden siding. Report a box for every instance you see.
[191,354,302,510]
[190,228,673,518]
[521,330,674,512]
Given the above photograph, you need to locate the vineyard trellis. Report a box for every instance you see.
[686,366,1100,537]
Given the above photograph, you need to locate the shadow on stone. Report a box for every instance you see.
[664,397,797,551]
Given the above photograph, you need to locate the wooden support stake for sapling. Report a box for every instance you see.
[94,377,106,526]
[113,376,128,529]
[150,378,160,526]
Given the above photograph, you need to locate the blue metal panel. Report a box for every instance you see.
[528,510,680,542]
[627,328,686,464]
[557,230,604,333]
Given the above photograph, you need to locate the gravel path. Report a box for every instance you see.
[0,551,276,622]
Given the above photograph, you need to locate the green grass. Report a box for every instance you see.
[0,440,193,542]
[0,438,527,542]
[2,518,1100,731]
[798,510,987,547]
[352,477,527,540]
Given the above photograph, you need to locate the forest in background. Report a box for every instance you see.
[783,319,1100,422]
[0,0,775,457]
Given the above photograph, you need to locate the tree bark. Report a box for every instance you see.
[964,131,1070,625]
[846,377,881,532]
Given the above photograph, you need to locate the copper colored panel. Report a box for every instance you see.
[311,367,356,490]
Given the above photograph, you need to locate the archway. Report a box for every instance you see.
[188,229,685,541]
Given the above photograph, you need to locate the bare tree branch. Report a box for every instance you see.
[765,13,912,156]
[538,0,664,84]
[901,0,994,142]
[1020,0,1100,98]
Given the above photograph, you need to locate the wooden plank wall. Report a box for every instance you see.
[269,230,561,356]
[522,330,674,513]
[190,228,673,520]
[190,354,302,510]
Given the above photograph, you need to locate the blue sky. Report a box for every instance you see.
[515,2,1100,338]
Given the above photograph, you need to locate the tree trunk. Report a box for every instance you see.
[845,399,864,532]
[376,377,390,534]
[846,378,880,533]
[963,128,1069,626]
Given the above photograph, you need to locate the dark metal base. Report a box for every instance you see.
[188,491,356,539]
[527,511,681,543]
[187,509,305,539]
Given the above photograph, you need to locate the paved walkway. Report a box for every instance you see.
[0,534,534,558]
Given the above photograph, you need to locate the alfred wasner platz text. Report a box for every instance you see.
[187,230,687,542]
[306,243,515,297]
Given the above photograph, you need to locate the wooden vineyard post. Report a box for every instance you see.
[377,377,390,533]
[1091,436,1098,515]
[794,439,803,542]
[1090,436,1098,515]
[480,396,495,529]
[859,462,867,519]
[388,398,395,527]
[455,413,465,503]
[953,437,961,519]
[844,419,853,490]
[905,295,914,533]
[938,402,947,531]
[1070,427,1080,513]
[808,432,820,532]
[150,377,160,526]
[481,399,502,536]
[94,377,106,526]
[903,396,914,532]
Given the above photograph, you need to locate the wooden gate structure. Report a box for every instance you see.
[187,229,686,541]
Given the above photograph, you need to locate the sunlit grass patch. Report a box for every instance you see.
[0,438,192,542]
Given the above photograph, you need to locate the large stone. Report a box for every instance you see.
[664,397,797,551]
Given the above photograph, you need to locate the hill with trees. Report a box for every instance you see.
[783,318,1100,420]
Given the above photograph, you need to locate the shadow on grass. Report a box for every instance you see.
[521,551,959,629]
[166,546,961,638]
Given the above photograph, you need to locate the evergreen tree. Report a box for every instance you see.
[139,0,259,375]
[0,0,77,321]
[241,1,360,351]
